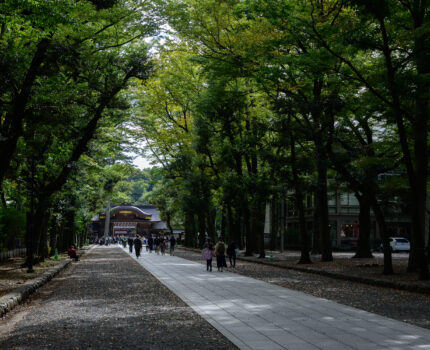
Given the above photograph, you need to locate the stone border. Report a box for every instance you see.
[0,246,93,317]
[178,246,430,295]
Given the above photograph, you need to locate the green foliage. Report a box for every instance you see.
[0,207,26,251]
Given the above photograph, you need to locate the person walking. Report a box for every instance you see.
[148,235,154,253]
[215,240,227,272]
[227,240,237,268]
[134,236,142,258]
[160,239,166,255]
[203,243,215,272]
[127,237,134,253]
[169,235,176,255]
[154,236,160,255]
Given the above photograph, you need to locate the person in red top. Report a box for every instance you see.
[67,246,79,261]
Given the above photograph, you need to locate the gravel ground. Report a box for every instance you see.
[0,246,237,350]
[0,255,68,298]
[174,249,430,330]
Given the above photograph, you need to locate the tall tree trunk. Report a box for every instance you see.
[184,211,196,247]
[166,212,174,236]
[353,193,373,258]
[25,195,47,267]
[0,39,50,187]
[312,204,321,254]
[253,200,266,258]
[427,210,430,264]
[220,207,226,239]
[63,209,75,251]
[270,198,277,251]
[370,198,393,274]
[206,209,216,243]
[48,213,58,257]
[408,2,429,278]
[315,141,332,261]
[233,204,243,249]
[0,190,6,208]
[198,212,206,248]
[290,132,311,264]
[378,16,428,279]
[227,203,234,243]
[37,209,50,262]
[243,199,253,256]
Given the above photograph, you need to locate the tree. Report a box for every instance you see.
[302,0,429,279]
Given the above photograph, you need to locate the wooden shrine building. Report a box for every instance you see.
[90,204,169,239]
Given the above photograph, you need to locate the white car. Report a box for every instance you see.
[380,237,410,252]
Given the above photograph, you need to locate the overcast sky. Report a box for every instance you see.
[132,155,153,169]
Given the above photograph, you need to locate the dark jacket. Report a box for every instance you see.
[134,238,142,250]
[227,242,237,256]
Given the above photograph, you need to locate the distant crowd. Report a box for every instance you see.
[94,235,239,272]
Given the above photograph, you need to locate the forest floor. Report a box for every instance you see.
[238,249,430,292]
[175,247,430,330]
[181,247,429,292]
[0,253,70,298]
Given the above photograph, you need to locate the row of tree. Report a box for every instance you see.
[0,0,156,266]
[137,0,429,279]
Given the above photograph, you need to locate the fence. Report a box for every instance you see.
[0,248,26,262]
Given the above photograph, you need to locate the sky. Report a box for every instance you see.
[132,155,153,169]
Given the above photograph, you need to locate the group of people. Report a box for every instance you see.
[127,236,143,257]
[145,235,176,256]
[96,237,120,245]
[203,239,237,272]
[95,234,239,273]
[122,235,177,258]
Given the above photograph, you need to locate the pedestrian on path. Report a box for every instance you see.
[155,236,160,255]
[148,236,154,253]
[169,235,176,255]
[128,237,134,253]
[227,240,237,268]
[215,240,227,272]
[160,239,166,255]
[203,243,215,272]
[134,236,142,258]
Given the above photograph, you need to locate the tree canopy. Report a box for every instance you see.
[1,0,429,280]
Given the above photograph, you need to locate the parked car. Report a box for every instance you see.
[380,237,410,252]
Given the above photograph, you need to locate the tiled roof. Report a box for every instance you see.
[111,205,151,217]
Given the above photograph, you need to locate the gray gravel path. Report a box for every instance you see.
[0,246,237,350]
[174,249,430,330]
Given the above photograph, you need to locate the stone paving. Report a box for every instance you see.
[174,248,430,330]
[0,246,237,350]
[128,246,430,350]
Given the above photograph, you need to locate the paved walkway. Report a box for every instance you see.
[126,247,430,350]
[0,246,236,350]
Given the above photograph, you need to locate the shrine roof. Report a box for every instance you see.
[111,205,152,217]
